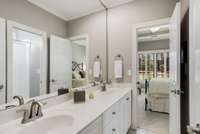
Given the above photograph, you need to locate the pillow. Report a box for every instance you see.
[73,71,81,79]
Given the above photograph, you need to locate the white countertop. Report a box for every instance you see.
[0,85,132,134]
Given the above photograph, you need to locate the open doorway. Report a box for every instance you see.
[132,5,181,133]
[131,18,178,134]
[136,24,170,134]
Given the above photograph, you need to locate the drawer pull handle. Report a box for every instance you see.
[112,112,116,115]
[126,97,130,100]
[112,128,116,132]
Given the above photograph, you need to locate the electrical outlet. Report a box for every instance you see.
[128,69,132,76]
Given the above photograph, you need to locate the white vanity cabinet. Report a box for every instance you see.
[80,91,132,134]
[79,117,102,134]
[103,91,132,134]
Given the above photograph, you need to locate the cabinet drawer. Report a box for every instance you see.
[79,117,102,134]
[103,101,120,128]
[103,118,120,134]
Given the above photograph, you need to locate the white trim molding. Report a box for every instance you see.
[0,17,6,104]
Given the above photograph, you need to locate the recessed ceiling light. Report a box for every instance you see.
[150,27,160,33]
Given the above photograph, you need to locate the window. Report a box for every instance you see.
[138,50,169,80]
[138,54,146,80]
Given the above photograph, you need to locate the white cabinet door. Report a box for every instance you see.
[103,91,132,134]
[120,92,132,134]
[169,2,181,134]
[103,101,121,134]
[50,35,72,93]
[79,117,102,134]
[103,102,120,128]
[0,18,6,104]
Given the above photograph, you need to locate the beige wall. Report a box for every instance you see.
[181,0,189,19]
[67,0,176,82]
[0,0,68,37]
[138,40,169,51]
[67,11,107,80]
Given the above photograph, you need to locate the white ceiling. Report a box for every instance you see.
[27,0,134,21]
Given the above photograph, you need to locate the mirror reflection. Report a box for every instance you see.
[0,20,104,110]
[10,28,44,101]
[71,36,88,88]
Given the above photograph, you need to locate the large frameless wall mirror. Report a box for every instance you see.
[0,22,105,111]
[0,22,104,110]
[0,0,107,111]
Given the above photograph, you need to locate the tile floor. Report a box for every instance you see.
[134,94,169,134]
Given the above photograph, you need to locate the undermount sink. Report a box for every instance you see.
[20,114,74,134]
[0,111,75,134]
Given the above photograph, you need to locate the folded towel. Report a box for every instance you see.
[114,60,123,78]
[93,61,101,78]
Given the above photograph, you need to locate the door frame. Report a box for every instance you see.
[189,0,200,127]
[7,20,47,102]
[131,18,170,129]
[0,17,6,104]
[69,34,90,82]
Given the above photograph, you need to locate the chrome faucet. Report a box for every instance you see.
[100,79,107,92]
[30,100,43,119]
[90,81,98,87]
[17,100,43,124]
[13,96,24,105]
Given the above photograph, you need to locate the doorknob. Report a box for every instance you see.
[171,90,177,94]
[187,124,200,134]
[171,90,184,95]
[51,79,57,83]
[176,90,184,95]
[0,84,3,90]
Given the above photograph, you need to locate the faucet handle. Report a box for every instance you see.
[13,96,24,105]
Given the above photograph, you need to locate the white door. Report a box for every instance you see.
[169,2,181,134]
[188,0,200,133]
[50,35,72,93]
[0,18,6,104]
[13,42,30,99]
